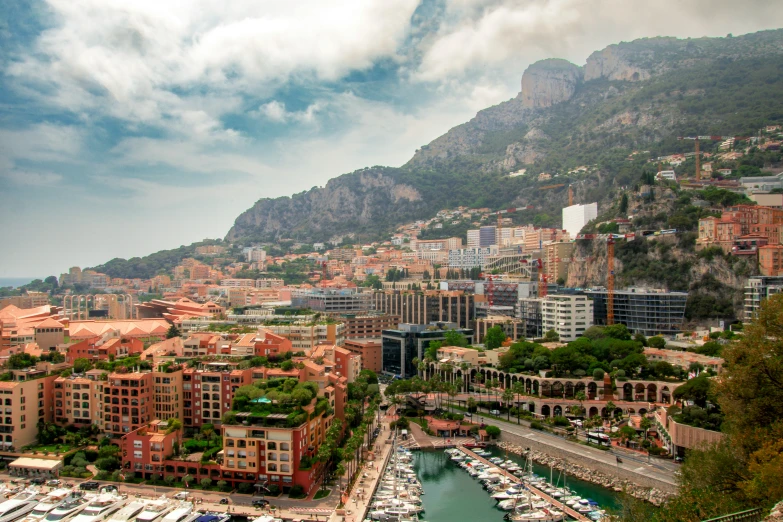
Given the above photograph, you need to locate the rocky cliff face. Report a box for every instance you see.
[584,45,650,82]
[226,168,424,242]
[518,59,583,108]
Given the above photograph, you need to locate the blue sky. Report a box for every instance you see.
[2,0,782,278]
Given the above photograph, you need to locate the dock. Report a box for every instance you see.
[459,446,590,522]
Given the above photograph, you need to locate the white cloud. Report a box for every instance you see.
[416,0,783,81]
[0,169,63,187]
[254,101,323,124]
[8,0,420,139]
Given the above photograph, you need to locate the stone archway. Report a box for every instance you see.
[587,382,598,400]
[623,383,633,401]
[564,381,575,398]
[661,386,671,404]
[532,380,540,396]
[647,383,658,402]
[551,381,564,398]
[588,406,599,418]
[541,405,551,418]
[553,405,563,417]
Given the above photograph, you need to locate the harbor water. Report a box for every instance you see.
[412,448,621,522]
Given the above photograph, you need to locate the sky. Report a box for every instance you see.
[1,0,782,278]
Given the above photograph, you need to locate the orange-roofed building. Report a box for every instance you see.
[68,319,169,340]
[103,371,154,440]
[136,297,224,322]
[66,334,144,364]
[121,419,182,479]
[182,362,253,429]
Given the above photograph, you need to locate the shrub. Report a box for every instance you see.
[267,484,281,496]
[83,449,99,462]
[552,416,571,427]
[289,485,305,498]
[592,369,605,381]
[530,421,544,430]
[484,425,501,438]
[237,482,253,494]
[200,478,212,488]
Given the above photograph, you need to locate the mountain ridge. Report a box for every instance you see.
[224,29,783,243]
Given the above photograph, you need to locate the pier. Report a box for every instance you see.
[459,446,590,522]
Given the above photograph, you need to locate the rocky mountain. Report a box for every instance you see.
[227,30,783,244]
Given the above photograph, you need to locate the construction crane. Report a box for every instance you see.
[479,273,496,306]
[576,232,636,325]
[320,261,328,288]
[678,135,749,181]
[539,183,566,190]
[489,205,534,234]
[535,259,548,298]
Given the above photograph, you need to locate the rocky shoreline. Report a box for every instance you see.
[498,441,673,506]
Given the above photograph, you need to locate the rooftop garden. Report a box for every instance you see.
[222,378,330,428]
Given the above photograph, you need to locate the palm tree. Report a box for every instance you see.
[460,363,470,392]
[467,397,477,414]
[411,357,420,378]
[605,400,617,423]
[447,383,458,414]
[491,379,501,411]
[575,391,587,417]
[502,388,514,421]
[512,382,525,424]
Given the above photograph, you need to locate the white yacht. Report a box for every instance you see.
[0,488,39,522]
[44,493,90,522]
[18,489,72,522]
[70,493,125,522]
[190,514,230,522]
[159,503,199,522]
[105,501,148,522]
[134,498,172,522]
[249,517,282,522]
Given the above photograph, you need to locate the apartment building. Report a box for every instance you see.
[373,290,475,330]
[290,288,373,313]
[467,229,480,248]
[332,313,399,339]
[121,419,180,478]
[479,226,497,247]
[474,315,525,343]
[0,371,56,449]
[342,339,382,373]
[152,370,183,422]
[744,276,783,318]
[541,294,593,342]
[54,369,105,429]
[66,334,144,364]
[103,372,154,439]
[586,287,687,335]
[435,346,481,366]
[545,242,575,283]
[382,323,474,378]
[759,245,783,276]
[0,294,50,310]
[412,238,463,251]
[262,322,345,352]
[183,363,253,429]
[323,346,361,383]
[644,348,723,373]
[448,246,498,269]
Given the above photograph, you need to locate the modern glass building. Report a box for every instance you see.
[585,287,687,335]
[381,323,474,378]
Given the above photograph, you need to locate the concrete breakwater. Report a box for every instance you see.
[498,441,673,506]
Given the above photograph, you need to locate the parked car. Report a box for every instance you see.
[252,499,269,508]
[219,499,229,505]
[80,481,100,491]
[173,492,190,500]
[101,485,117,493]
[46,479,61,486]
[30,478,46,485]
[464,412,472,418]
[490,409,501,416]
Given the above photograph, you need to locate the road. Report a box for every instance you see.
[436,393,680,486]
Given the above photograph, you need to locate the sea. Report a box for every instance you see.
[0,277,39,289]
[411,447,621,522]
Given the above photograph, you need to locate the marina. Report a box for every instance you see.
[364,432,624,522]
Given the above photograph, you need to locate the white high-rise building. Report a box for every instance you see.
[562,203,598,239]
[542,294,593,341]
[467,229,481,248]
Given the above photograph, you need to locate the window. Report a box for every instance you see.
[134,451,142,459]
[279,442,290,451]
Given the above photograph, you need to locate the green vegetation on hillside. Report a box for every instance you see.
[89,239,229,279]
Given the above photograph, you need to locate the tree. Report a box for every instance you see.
[484,326,507,350]
[592,368,605,381]
[182,474,193,487]
[575,391,587,417]
[544,329,560,342]
[281,360,294,371]
[73,358,92,374]
[164,475,176,486]
[502,388,514,421]
[200,477,212,488]
[166,325,181,339]
[605,401,617,420]
[512,382,526,424]
[485,425,501,438]
[619,425,637,441]
[674,374,712,408]
[444,330,469,347]
[619,193,629,214]
[467,397,477,413]
[217,480,228,491]
[648,336,666,348]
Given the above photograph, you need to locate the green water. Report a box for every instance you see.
[413,450,505,521]
[411,449,621,522]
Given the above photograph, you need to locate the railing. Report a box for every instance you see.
[702,508,764,522]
